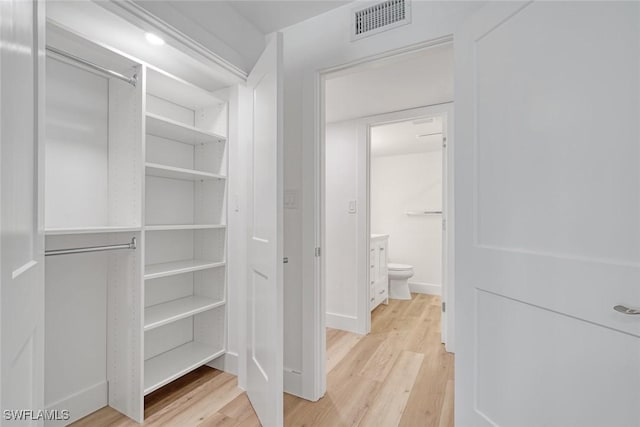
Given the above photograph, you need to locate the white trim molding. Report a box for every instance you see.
[284,368,303,397]
[409,281,442,296]
[326,312,362,334]
[98,0,248,82]
[208,351,239,377]
[45,381,107,426]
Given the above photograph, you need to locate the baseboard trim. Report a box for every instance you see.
[208,351,238,375]
[326,312,360,333]
[45,381,107,426]
[409,281,441,296]
[284,368,303,396]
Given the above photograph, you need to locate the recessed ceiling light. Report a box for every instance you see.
[145,32,165,46]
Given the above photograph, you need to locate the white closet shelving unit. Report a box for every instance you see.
[43,22,145,426]
[44,26,143,237]
[43,19,230,425]
[142,66,228,397]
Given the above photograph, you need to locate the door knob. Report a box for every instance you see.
[613,305,640,315]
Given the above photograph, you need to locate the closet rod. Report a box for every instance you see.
[405,211,443,215]
[45,237,137,257]
[45,46,137,87]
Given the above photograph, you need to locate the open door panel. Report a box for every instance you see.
[245,33,284,427]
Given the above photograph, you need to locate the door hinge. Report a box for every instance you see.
[442,219,446,231]
[283,257,289,264]
[315,247,321,257]
[442,136,447,148]
[442,302,446,312]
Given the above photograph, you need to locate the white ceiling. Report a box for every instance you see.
[371,117,443,158]
[227,1,352,34]
[325,43,454,123]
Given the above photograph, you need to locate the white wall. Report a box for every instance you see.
[324,120,361,333]
[371,151,443,293]
[325,44,454,123]
[281,0,484,399]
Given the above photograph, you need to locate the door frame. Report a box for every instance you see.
[313,36,455,397]
[361,103,454,340]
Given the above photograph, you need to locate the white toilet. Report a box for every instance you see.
[388,263,414,300]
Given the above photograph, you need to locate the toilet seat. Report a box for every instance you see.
[388,263,412,271]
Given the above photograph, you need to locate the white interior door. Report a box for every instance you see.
[246,33,284,427]
[0,0,45,424]
[456,2,640,426]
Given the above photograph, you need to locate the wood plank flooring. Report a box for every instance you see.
[285,294,454,427]
[72,294,453,427]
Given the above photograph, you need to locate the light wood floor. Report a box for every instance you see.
[73,294,453,427]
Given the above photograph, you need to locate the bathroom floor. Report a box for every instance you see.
[73,294,452,426]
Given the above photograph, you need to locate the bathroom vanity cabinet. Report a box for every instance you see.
[370,234,389,310]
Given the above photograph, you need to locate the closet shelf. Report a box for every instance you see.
[146,163,226,181]
[45,226,141,236]
[147,67,225,112]
[145,296,225,331]
[146,113,226,145]
[144,224,226,231]
[144,341,224,395]
[144,259,225,280]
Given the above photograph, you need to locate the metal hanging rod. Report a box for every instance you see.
[405,211,443,216]
[46,46,137,87]
[416,132,443,138]
[45,237,137,257]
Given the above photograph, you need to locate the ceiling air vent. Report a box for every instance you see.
[352,0,411,41]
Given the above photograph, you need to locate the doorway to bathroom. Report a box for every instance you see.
[369,107,452,345]
[317,41,455,402]
[323,104,453,338]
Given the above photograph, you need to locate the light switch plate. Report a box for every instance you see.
[348,200,357,214]
[232,193,240,212]
[284,190,299,209]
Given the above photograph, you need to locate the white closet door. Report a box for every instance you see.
[455,2,640,426]
[0,0,45,424]
[246,33,284,427]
